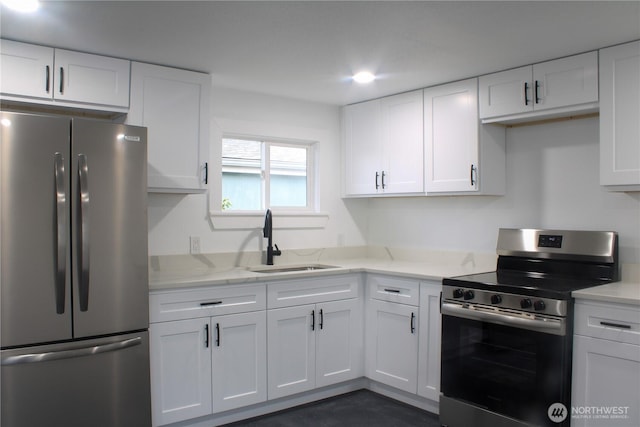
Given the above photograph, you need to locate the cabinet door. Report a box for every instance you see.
[212,311,267,413]
[380,90,424,194]
[53,49,130,107]
[533,51,598,111]
[0,39,53,100]
[343,100,383,195]
[128,62,210,193]
[365,299,418,393]
[572,335,640,427]
[479,66,532,119]
[267,305,316,399]
[424,78,479,193]
[316,299,363,387]
[417,282,441,401]
[149,319,212,426]
[600,41,640,188]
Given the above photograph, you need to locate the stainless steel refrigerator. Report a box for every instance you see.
[1,111,151,426]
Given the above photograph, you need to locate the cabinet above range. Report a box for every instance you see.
[479,51,599,124]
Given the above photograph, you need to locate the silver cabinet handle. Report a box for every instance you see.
[1,337,142,366]
[54,152,67,314]
[77,154,90,312]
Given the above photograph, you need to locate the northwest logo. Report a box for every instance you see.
[548,403,568,423]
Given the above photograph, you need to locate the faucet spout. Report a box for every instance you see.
[263,209,281,265]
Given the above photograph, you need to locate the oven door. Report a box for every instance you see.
[440,302,571,427]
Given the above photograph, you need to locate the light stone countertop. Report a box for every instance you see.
[572,264,640,306]
[148,246,497,291]
[149,246,640,306]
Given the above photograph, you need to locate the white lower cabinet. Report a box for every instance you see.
[150,318,212,426]
[211,311,267,413]
[267,297,363,399]
[150,311,267,426]
[365,276,420,394]
[149,284,267,426]
[149,273,445,426]
[417,281,442,401]
[366,299,419,393]
[572,300,640,427]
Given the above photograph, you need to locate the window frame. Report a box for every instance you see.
[221,134,317,213]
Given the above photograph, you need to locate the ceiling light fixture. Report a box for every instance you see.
[1,0,39,13]
[352,71,376,84]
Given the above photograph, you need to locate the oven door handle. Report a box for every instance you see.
[441,301,566,336]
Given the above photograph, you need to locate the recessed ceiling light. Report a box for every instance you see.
[1,0,39,13]
[352,71,376,84]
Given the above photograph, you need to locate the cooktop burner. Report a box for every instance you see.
[444,270,613,300]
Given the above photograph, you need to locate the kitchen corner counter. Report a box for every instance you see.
[148,247,498,291]
[572,264,640,306]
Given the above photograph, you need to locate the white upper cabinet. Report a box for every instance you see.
[0,40,53,100]
[0,39,130,111]
[424,78,505,194]
[343,99,383,196]
[380,91,425,194]
[127,62,211,193]
[53,49,130,108]
[599,40,640,190]
[343,90,424,196]
[479,51,598,123]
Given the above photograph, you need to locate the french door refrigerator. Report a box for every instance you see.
[1,111,151,427]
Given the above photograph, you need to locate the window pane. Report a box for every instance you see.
[222,139,262,210]
[222,172,262,210]
[270,145,307,207]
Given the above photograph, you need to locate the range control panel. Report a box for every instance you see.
[442,285,567,317]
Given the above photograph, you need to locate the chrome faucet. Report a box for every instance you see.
[263,209,281,265]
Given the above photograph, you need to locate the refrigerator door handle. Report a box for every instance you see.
[1,337,142,366]
[78,154,90,312]
[54,152,67,314]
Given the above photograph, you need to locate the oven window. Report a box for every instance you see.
[441,314,571,426]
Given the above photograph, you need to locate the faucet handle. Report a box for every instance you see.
[273,244,282,256]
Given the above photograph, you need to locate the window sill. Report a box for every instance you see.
[208,210,330,230]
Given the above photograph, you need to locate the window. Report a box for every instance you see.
[221,137,315,211]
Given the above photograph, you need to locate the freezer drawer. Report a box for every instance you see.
[1,331,151,427]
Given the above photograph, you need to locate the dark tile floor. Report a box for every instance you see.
[223,389,441,427]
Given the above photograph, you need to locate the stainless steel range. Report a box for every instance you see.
[440,228,619,427]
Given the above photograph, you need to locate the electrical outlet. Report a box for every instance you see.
[190,236,201,254]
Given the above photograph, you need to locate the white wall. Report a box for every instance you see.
[148,90,639,265]
[366,117,640,264]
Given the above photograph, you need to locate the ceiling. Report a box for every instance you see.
[1,1,639,106]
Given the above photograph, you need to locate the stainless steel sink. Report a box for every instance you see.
[248,264,339,274]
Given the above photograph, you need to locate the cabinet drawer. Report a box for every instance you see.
[267,274,360,309]
[574,300,640,345]
[150,284,266,323]
[368,275,420,306]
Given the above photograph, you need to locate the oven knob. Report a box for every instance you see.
[452,289,464,299]
[520,298,532,309]
[534,300,546,311]
[463,290,475,300]
[490,295,502,304]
